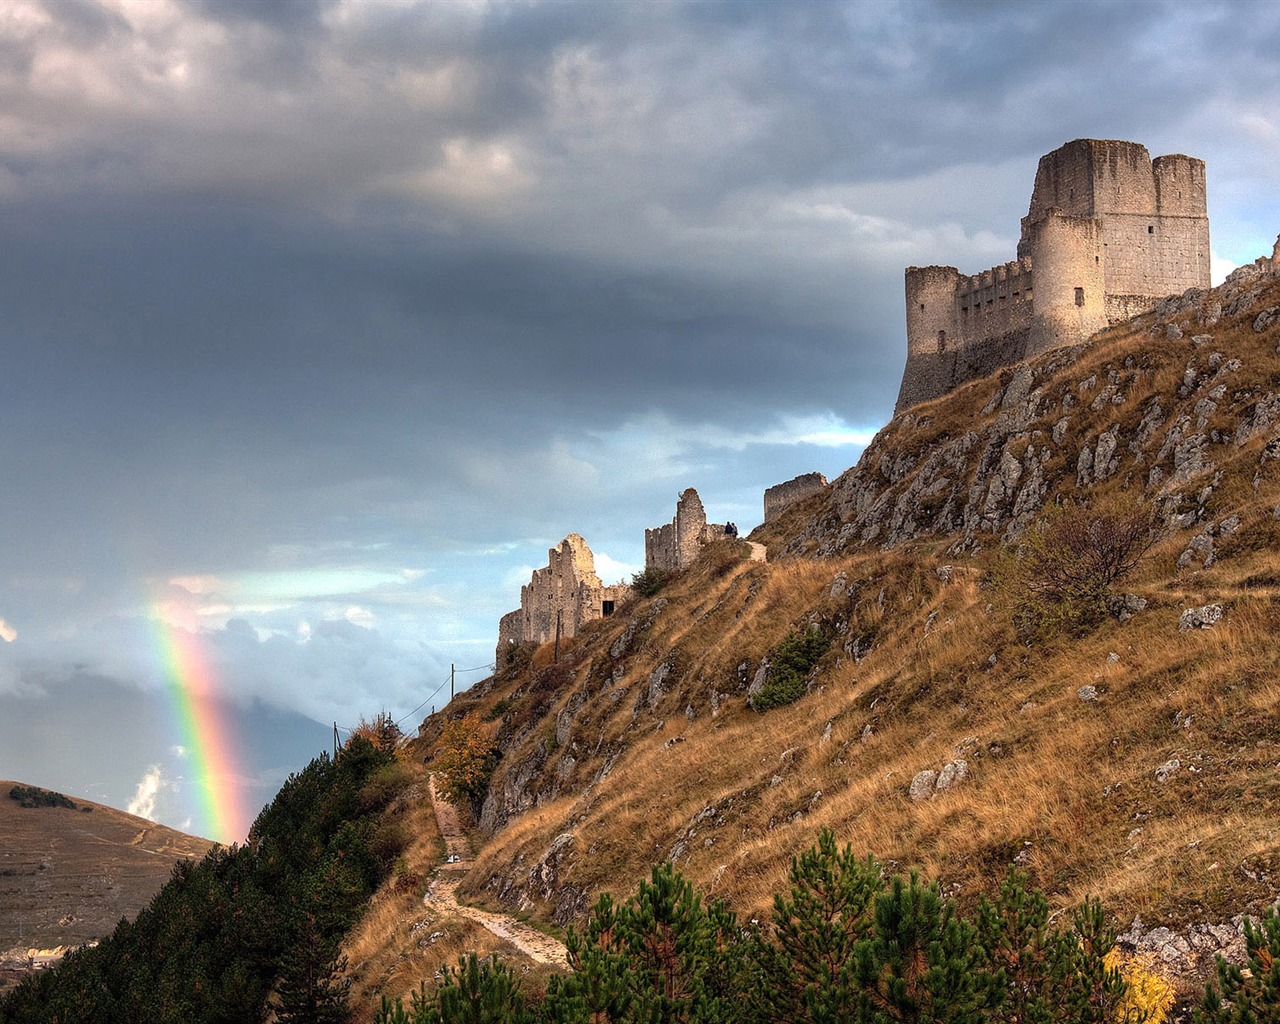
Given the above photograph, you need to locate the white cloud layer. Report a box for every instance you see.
[127,764,163,821]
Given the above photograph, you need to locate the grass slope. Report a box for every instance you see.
[0,781,213,954]
[394,262,1280,1006]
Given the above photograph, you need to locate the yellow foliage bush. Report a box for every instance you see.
[1104,947,1174,1024]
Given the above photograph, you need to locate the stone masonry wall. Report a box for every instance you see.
[645,488,727,572]
[764,472,829,522]
[896,139,1210,414]
[495,534,632,663]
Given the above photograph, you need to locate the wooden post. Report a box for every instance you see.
[450,663,455,702]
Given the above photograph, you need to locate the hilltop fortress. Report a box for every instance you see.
[896,139,1210,412]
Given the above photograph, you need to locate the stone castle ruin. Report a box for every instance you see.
[763,472,828,522]
[494,488,739,662]
[644,488,731,572]
[896,139,1210,412]
[495,534,632,663]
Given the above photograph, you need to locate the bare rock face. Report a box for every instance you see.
[1253,307,1280,334]
[1177,531,1215,569]
[1118,915,1251,979]
[935,759,970,792]
[909,761,969,801]
[747,658,770,709]
[479,745,549,833]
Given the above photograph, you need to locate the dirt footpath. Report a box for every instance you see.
[425,776,567,967]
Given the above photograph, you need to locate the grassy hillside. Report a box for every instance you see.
[390,256,1280,1009]
[0,782,213,956]
[0,741,411,1024]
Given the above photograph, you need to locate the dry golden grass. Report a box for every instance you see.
[385,271,1280,1004]
[342,764,451,1021]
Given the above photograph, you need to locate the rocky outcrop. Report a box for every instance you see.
[788,241,1280,558]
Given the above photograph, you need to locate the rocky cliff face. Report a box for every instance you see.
[784,250,1280,558]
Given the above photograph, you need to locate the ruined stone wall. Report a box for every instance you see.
[495,534,632,662]
[897,139,1209,413]
[496,610,522,664]
[764,472,830,522]
[645,488,726,572]
[644,523,677,572]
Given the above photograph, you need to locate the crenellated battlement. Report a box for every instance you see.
[896,139,1210,413]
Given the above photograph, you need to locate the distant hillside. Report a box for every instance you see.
[0,781,213,956]
[395,245,1280,1007]
[1,743,411,1023]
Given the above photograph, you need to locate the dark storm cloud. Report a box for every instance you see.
[1,0,1278,829]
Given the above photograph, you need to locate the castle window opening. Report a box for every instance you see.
[1075,287,1085,307]
[937,329,946,351]
[919,303,925,311]
[602,600,615,617]
[1148,225,1154,234]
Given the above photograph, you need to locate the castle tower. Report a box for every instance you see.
[896,139,1210,413]
[1024,211,1106,356]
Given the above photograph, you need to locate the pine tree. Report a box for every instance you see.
[852,871,996,1024]
[757,828,883,1023]
[543,863,747,1024]
[1196,907,1280,1024]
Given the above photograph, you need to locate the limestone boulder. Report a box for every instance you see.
[1180,604,1223,631]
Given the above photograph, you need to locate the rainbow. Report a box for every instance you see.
[148,611,248,845]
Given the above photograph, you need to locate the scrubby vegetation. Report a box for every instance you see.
[376,830,1176,1024]
[993,493,1159,640]
[0,737,408,1024]
[629,567,671,598]
[433,712,502,818]
[750,623,830,711]
[8,785,77,810]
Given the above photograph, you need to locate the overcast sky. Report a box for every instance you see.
[1,0,1277,843]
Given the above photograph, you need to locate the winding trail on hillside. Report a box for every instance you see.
[745,541,767,562]
[425,775,567,966]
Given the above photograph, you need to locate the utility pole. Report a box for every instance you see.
[554,610,562,663]
[333,722,339,759]
[450,663,455,702]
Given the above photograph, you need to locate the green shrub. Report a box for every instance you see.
[751,624,830,711]
[630,567,671,597]
[376,954,534,1024]
[8,785,77,810]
